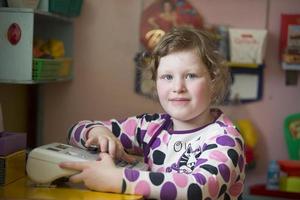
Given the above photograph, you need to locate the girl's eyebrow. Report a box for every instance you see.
[157,68,173,73]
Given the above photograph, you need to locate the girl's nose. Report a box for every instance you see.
[173,78,186,93]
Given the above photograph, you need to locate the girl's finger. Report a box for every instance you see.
[115,143,125,160]
[122,152,137,164]
[85,136,99,147]
[99,152,113,163]
[99,137,109,153]
[59,161,88,171]
[69,173,84,183]
[108,139,117,158]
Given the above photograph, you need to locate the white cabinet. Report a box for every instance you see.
[0,7,73,83]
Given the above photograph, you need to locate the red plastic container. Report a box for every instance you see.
[278,160,300,176]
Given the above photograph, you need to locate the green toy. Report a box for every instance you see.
[284,113,300,160]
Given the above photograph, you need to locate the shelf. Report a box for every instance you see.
[0,7,74,84]
[35,10,73,22]
[282,62,300,71]
[0,77,72,84]
[0,7,72,22]
[250,184,300,199]
[227,62,261,68]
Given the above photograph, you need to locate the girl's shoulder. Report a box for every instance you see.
[136,113,170,123]
[211,108,235,128]
[135,113,171,129]
[211,108,244,141]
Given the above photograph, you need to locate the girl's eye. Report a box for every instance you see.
[186,73,198,79]
[161,74,173,80]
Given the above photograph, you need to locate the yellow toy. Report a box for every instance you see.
[236,119,258,169]
[236,119,258,148]
[33,38,65,59]
[47,39,65,58]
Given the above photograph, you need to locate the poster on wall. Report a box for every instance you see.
[135,0,203,97]
[227,66,264,104]
[280,14,300,71]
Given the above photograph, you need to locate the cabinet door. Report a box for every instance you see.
[0,10,34,82]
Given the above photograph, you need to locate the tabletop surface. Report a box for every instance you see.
[0,177,143,200]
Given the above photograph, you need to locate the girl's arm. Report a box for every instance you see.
[122,134,245,199]
[67,114,164,156]
[67,117,143,153]
[61,143,244,199]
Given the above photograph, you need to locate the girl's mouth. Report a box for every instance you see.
[169,98,190,105]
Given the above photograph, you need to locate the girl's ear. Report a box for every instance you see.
[209,79,217,104]
[209,68,218,92]
[209,75,215,90]
[210,70,218,81]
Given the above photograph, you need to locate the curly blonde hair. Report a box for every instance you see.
[140,27,230,105]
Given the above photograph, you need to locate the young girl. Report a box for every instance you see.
[60,27,246,200]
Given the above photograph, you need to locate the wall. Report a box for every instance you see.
[41,0,162,143]
[0,84,37,147]
[0,84,29,131]
[41,0,300,187]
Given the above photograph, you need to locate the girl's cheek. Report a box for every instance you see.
[157,81,169,93]
[192,83,210,98]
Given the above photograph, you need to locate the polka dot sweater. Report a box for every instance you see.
[68,109,246,200]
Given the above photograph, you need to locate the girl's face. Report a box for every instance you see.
[163,2,173,12]
[156,50,213,125]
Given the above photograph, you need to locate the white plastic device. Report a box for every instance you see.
[26,142,148,184]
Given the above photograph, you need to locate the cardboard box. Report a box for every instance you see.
[0,150,26,185]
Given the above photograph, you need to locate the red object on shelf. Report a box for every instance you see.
[250,184,300,199]
[278,160,300,176]
[7,23,21,45]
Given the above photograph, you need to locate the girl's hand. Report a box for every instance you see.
[86,126,136,163]
[59,153,123,193]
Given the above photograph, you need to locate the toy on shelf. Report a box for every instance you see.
[266,160,280,190]
[278,160,300,193]
[33,38,65,59]
[32,38,72,81]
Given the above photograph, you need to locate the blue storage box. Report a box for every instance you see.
[38,0,83,17]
